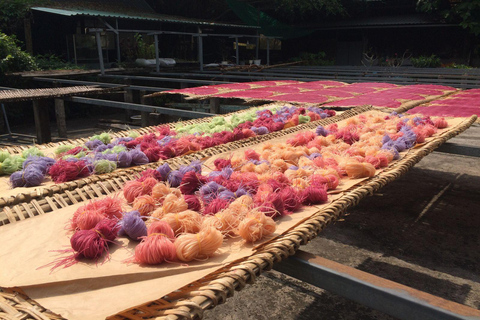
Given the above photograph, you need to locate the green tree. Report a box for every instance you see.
[0,0,39,32]
[153,0,346,24]
[0,31,38,74]
[417,0,480,36]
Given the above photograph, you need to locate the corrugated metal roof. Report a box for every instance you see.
[47,0,154,14]
[312,14,453,30]
[31,7,259,29]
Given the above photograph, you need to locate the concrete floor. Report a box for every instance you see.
[204,123,480,320]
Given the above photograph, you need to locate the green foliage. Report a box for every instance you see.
[135,34,155,59]
[274,0,345,16]
[292,51,334,66]
[0,31,38,74]
[444,62,472,69]
[35,54,85,70]
[120,34,156,61]
[411,54,441,68]
[417,0,480,36]
[0,0,35,31]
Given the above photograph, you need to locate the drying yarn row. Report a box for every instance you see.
[49,111,449,269]
[3,105,335,188]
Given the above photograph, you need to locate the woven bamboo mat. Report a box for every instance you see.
[145,80,306,100]
[0,112,475,320]
[0,106,363,226]
[396,89,480,120]
[0,86,122,103]
[193,82,396,105]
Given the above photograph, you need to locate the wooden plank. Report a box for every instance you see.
[32,100,51,144]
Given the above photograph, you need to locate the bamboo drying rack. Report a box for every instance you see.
[0,112,475,320]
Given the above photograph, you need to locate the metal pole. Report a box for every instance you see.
[115,19,121,63]
[66,35,70,62]
[95,31,105,75]
[267,38,270,66]
[235,37,239,65]
[198,27,203,72]
[73,34,77,65]
[154,34,160,73]
[255,31,259,59]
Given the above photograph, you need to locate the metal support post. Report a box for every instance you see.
[266,38,270,66]
[95,31,105,75]
[115,19,121,63]
[73,34,77,65]
[198,27,203,72]
[154,34,160,73]
[235,37,239,65]
[255,31,259,59]
[273,250,480,320]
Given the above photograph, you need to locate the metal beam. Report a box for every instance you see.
[435,143,480,158]
[65,96,214,119]
[273,250,480,320]
[33,77,170,92]
[101,74,229,85]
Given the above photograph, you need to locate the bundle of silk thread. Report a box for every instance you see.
[175,227,224,262]
[49,159,92,183]
[133,221,177,265]
[48,219,120,271]
[70,197,123,231]
[117,210,148,240]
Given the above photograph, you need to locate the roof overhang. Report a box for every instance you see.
[31,7,260,29]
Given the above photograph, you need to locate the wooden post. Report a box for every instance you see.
[24,18,33,54]
[32,100,51,144]
[139,90,149,127]
[124,81,135,122]
[210,98,220,114]
[54,99,67,138]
